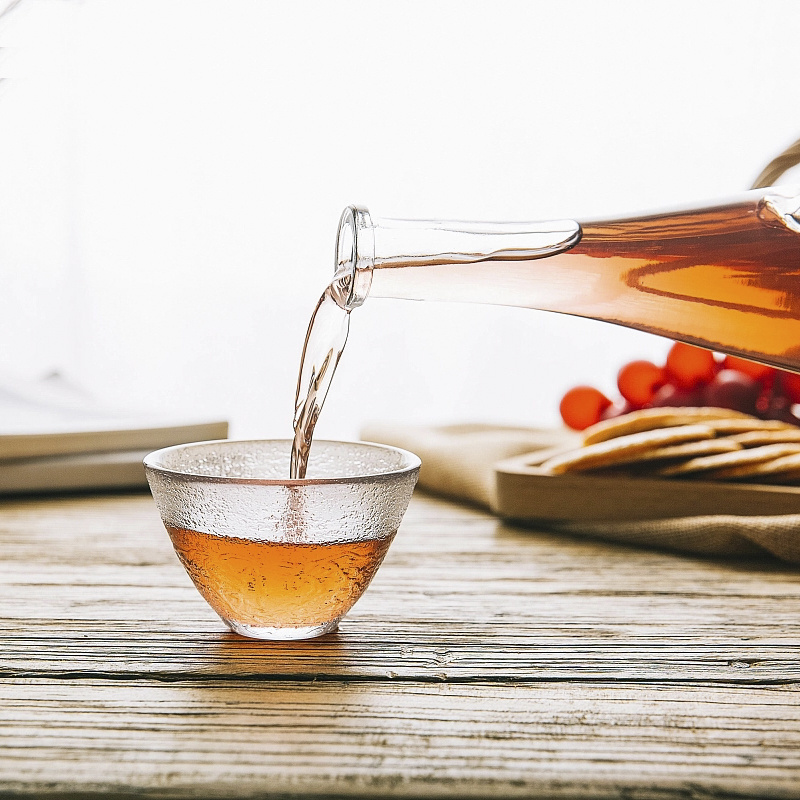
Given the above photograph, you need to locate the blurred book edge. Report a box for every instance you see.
[0,372,228,494]
[1,449,153,494]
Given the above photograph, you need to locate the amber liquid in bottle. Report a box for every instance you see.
[167,526,394,628]
[365,191,800,371]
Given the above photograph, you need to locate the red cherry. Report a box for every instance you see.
[650,383,704,408]
[762,393,800,425]
[617,360,665,407]
[755,389,772,416]
[702,370,760,415]
[559,386,612,431]
[601,399,635,420]
[721,355,775,386]
[777,371,800,405]
[665,342,717,390]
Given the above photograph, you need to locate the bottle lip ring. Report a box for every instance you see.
[335,205,374,310]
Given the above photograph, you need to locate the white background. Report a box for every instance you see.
[1,1,800,439]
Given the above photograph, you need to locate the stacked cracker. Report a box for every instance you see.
[539,408,800,484]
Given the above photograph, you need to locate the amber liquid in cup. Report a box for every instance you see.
[167,525,394,632]
[146,439,419,640]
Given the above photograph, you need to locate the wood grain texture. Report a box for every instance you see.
[3,679,800,799]
[1,491,799,798]
[494,459,800,521]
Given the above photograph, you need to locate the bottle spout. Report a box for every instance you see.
[332,206,375,311]
[332,204,582,311]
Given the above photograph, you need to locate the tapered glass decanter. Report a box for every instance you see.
[331,187,800,371]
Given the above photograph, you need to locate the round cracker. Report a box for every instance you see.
[581,407,752,445]
[703,418,796,434]
[630,437,742,464]
[657,443,800,477]
[540,424,715,475]
[708,450,800,480]
[548,437,740,476]
[729,429,800,447]
[755,468,800,485]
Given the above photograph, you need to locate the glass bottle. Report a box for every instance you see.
[331,187,800,371]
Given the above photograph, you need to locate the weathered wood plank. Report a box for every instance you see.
[3,619,800,683]
[1,493,799,683]
[2,678,800,799]
[2,492,800,797]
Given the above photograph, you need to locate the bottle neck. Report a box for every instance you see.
[332,205,582,311]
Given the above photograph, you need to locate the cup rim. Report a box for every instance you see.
[143,438,421,487]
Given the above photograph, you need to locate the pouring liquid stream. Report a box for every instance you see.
[291,283,351,479]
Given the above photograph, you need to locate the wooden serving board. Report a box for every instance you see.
[494,452,800,523]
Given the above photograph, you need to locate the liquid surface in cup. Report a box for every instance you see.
[167,525,394,627]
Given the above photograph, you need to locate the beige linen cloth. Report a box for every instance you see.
[361,422,800,564]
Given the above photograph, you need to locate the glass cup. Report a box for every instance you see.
[144,439,420,640]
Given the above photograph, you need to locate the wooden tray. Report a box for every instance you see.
[494,452,800,523]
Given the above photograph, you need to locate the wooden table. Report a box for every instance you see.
[2,490,799,798]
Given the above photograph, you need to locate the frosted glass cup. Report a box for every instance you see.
[144,440,420,640]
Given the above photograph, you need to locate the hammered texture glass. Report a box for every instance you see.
[144,440,420,640]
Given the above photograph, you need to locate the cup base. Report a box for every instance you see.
[224,617,341,640]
